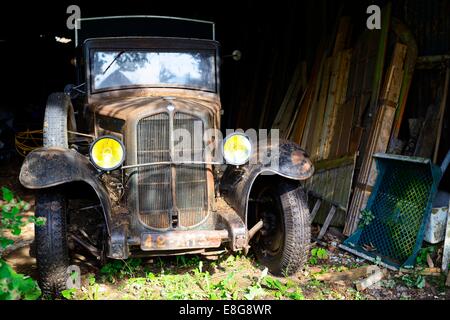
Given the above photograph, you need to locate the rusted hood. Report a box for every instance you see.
[93,95,220,121]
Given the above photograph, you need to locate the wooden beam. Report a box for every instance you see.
[344,42,407,236]
[433,66,450,163]
[317,205,336,240]
[310,199,322,222]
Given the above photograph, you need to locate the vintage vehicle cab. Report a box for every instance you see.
[19,16,314,296]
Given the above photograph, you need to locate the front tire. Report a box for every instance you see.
[35,191,70,297]
[252,180,310,276]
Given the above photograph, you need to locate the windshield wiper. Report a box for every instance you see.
[102,50,126,75]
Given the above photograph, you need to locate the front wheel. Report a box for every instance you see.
[252,180,311,276]
[35,191,70,297]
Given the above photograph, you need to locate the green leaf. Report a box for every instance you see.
[1,209,15,220]
[88,274,96,286]
[288,291,305,300]
[11,226,22,236]
[0,237,14,249]
[61,288,77,299]
[415,276,426,289]
[2,187,13,202]
[244,286,265,300]
[316,248,328,259]
[0,259,41,300]
[35,217,46,226]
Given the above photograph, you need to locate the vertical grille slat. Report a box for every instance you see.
[137,112,208,229]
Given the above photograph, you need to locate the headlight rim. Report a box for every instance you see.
[223,132,252,166]
[89,135,126,171]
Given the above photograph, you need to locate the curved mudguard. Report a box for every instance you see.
[19,147,113,235]
[220,140,314,225]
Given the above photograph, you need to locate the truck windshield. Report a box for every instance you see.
[91,50,216,92]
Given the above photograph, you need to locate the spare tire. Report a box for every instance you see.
[43,93,76,148]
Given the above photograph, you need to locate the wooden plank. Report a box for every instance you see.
[355,268,385,291]
[310,199,322,222]
[390,18,418,140]
[328,49,353,158]
[314,265,379,282]
[286,89,307,139]
[290,48,325,144]
[346,4,392,234]
[333,17,352,56]
[344,42,407,236]
[317,205,336,240]
[306,57,332,157]
[271,62,303,129]
[285,62,307,138]
[414,103,440,158]
[433,66,450,163]
[318,53,342,160]
[303,154,357,220]
[314,154,356,171]
[336,98,356,156]
[349,125,364,154]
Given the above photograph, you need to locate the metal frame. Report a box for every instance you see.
[124,104,216,233]
[75,15,216,47]
[83,37,221,98]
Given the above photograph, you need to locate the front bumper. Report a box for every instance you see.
[107,198,248,259]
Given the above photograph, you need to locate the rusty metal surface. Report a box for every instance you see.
[220,140,314,224]
[119,98,217,233]
[215,197,248,251]
[92,95,220,125]
[140,229,228,251]
[19,147,113,234]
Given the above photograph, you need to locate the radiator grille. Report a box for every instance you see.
[136,112,208,229]
[137,113,171,229]
[173,113,208,227]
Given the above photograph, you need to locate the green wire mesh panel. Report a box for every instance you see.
[343,153,442,269]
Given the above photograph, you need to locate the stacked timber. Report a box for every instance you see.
[269,4,423,234]
[289,17,353,161]
[344,43,408,235]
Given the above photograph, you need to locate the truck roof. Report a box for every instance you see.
[75,15,215,47]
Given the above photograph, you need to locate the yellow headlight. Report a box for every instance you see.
[90,136,125,171]
[223,133,252,165]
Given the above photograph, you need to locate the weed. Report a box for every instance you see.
[61,288,77,300]
[401,273,425,289]
[359,209,375,228]
[416,246,435,267]
[263,276,304,300]
[0,187,41,300]
[100,258,142,283]
[309,248,328,265]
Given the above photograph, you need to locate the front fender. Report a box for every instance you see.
[19,147,112,234]
[220,140,314,225]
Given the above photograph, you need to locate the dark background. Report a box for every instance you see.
[0,0,381,130]
[0,0,449,163]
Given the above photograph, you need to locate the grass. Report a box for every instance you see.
[60,245,448,300]
[64,253,313,300]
